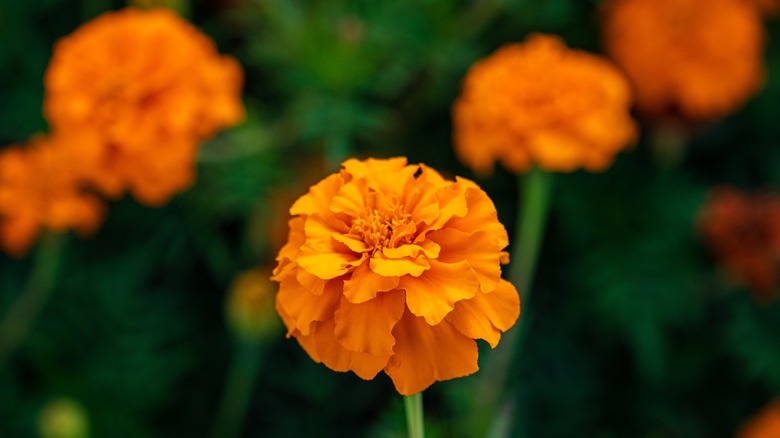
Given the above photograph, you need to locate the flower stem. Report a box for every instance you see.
[467,168,554,437]
[0,232,66,363]
[509,167,554,298]
[404,392,425,438]
[211,339,265,438]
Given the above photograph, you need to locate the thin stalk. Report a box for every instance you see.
[0,232,66,363]
[211,339,265,438]
[470,168,554,438]
[509,167,554,297]
[404,392,425,438]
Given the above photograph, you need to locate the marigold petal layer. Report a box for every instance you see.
[385,310,479,395]
[272,157,519,393]
[401,259,480,325]
[334,290,405,356]
[446,280,521,348]
[311,319,391,380]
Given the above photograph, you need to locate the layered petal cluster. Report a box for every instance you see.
[453,33,637,175]
[601,0,765,120]
[44,8,244,205]
[698,187,780,302]
[0,134,104,256]
[737,400,780,438]
[272,157,520,395]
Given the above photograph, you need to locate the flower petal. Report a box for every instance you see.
[420,184,468,232]
[290,173,344,216]
[313,318,391,380]
[298,246,364,279]
[343,260,400,303]
[334,289,405,356]
[400,259,479,325]
[276,275,343,335]
[446,279,521,348]
[429,228,502,292]
[330,179,368,217]
[384,310,479,395]
[370,254,430,277]
[446,182,509,248]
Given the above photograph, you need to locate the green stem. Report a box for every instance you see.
[0,232,65,363]
[211,339,264,438]
[468,168,554,437]
[404,392,425,438]
[509,167,554,299]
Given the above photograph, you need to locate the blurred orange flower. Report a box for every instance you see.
[601,0,765,120]
[226,268,281,341]
[0,134,105,257]
[272,157,520,395]
[737,400,780,437]
[452,33,636,175]
[44,8,244,206]
[698,187,780,302]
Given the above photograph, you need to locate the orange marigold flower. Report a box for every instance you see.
[272,157,520,395]
[0,134,105,257]
[452,33,637,175]
[698,187,780,302]
[44,8,244,206]
[736,400,780,438]
[601,0,765,120]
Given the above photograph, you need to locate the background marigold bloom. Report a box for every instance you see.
[736,400,780,438]
[452,33,637,175]
[698,187,780,302]
[0,135,105,257]
[272,157,520,395]
[226,268,280,341]
[43,8,245,206]
[601,0,765,120]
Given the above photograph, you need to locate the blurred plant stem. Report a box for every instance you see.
[211,339,265,438]
[470,168,554,438]
[0,232,65,363]
[404,392,425,438]
[650,121,689,168]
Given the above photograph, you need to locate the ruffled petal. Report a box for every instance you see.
[290,173,344,216]
[446,182,509,248]
[296,268,327,295]
[370,254,430,277]
[400,259,479,325]
[343,260,400,303]
[334,289,405,356]
[330,179,368,217]
[429,228,502,292]
[445,279,520,348]
[384,310,479,395]
[313,318,391,380]
[419,183,468,232]
[298,235,364,279]
[276,275,343,335]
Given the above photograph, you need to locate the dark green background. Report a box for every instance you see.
[1,0,779,436]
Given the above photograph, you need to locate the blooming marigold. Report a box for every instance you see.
[44,8,244,206]
[736,400,780,438]
[452,33,636,175]
[0,134,105,257]
[698,187,780,302]
[601,0,765,120]
[272,157,520,395]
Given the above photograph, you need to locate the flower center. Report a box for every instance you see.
[349,201,415,254]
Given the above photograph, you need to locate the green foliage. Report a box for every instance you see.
[1,0,780,437]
